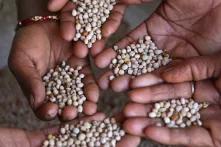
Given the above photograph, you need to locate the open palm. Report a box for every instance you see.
[0,113,140,147]
[123,77,221,146]
[95,0,221,91]
[9,22,99,121]
[47,0,152,58]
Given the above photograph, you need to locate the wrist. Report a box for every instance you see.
[16,0,56,20]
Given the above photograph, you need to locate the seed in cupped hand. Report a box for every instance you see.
[42,118,125,147]
[148,98,209,128]
[109,35,172,80]
[42,61,86,115]
[71,0,117,48]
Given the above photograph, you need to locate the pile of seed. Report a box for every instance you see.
[149,98,209,128]
[42,117,125,147]
[43,61,86,114]
[71,0,117,48]
[109,35,171,80]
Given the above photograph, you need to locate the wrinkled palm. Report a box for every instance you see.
[9,22,99,121]
[95,0,221,91]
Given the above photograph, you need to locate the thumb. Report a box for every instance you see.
[48,0,69,12]
[162,54,221,83]
[8,53,45,110]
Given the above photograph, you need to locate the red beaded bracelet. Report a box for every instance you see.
[17,15,59,29]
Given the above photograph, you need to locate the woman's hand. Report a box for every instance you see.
[95,0,221,92]
[9,22,99,121]
[123,53,221,146]
[0,113,140,147]
[123,78,221,146]
[47,0,152,58]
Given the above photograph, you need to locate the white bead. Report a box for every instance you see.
[164,117,171,124]
[149,112,157,118]
[72,9,77,16]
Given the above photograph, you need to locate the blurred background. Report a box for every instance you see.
[0,0,173,146]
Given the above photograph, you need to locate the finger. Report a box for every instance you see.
[145,126,213,146]
[84,83,99,102]
[130,73,163,88]
[162,54,221,83]
[59,3,76,41]
[98,71,113,90]
[98,70,131,91]
[130,80,219,104]
[90,38,107,56]
[95,48,117,68]
[8,56,45,110]
[124,103,152,117]
[111,75,131,92]
[117,135,141,147]
[48,0,69,12]
[102,4,126,37]
[60,101,97,121]
[60,106,78,121]
[79,112,106,122]
[82,67,100,103]
[72,41,89,57]
[60,11,75,41]
[129,82,192,103]
[83,101,97,115]
[35,102,58,121]
[123,117,156,136]
[68,56,87,67]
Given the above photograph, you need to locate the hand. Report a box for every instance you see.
[0,113,140,147]
[95,0,221,92]
[161,53,221,92]
[123,79,221,146]
[9,22,99,121]
[47,0,152,58]
[123,53,221,146]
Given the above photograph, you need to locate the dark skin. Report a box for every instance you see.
[6,0,221,146]
[47,0,153,58]
[93,0,221,146]
[95,0,221,92]
[9,21,100,121]
[7,0,140,146]
[124,53,221,146]
[0,113,141,147]
[11,0,100,121]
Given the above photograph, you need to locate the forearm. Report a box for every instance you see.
[16,0,55,20]
[0,128,30,147]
